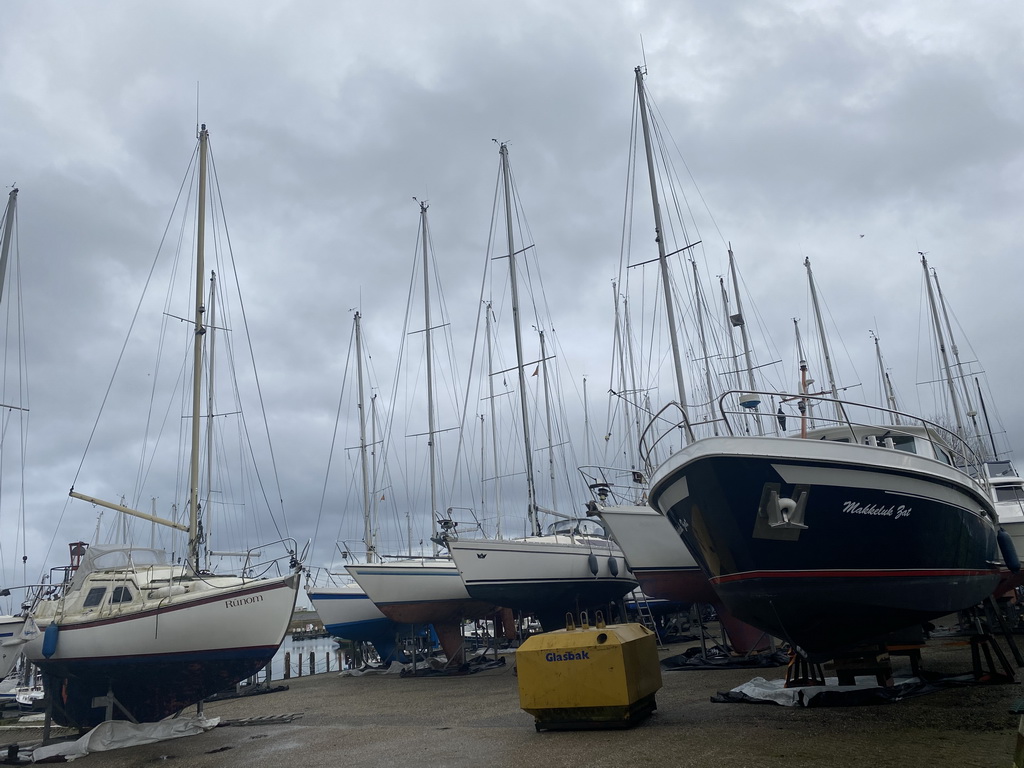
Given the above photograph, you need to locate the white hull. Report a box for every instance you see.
[593,505,711,601]
[307,582,388,631]
[345,558,494,626]
[25,557,300,727]
[0,615,26,680]
[346,558,496,666]
[448,535,638,629]
[26,573,298,665]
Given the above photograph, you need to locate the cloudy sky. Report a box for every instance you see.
[0,1,1021,605]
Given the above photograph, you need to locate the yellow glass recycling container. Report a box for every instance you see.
[516,617,662,730]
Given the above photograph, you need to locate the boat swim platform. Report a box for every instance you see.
[0,625,1018,767]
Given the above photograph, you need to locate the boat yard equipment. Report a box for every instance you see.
[516,612,662,730]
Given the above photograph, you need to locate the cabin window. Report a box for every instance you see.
[987,461,1017,478]
[83,587,106,608]
[111,586,133,604]
[888,435,918,454]
[996,485,1024,503]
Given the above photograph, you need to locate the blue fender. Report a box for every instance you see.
[42,623,59,658]
[587,553,599,576]
[608,556,619,577]
[998,528,1020,573]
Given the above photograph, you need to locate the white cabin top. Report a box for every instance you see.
[804,423,955,466]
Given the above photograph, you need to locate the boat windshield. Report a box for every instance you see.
[544,519,607,537]
[68,546,170,592]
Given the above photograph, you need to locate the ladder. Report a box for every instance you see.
[630,589,665,648]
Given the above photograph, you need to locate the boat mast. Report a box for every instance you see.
[0,188,17,300]
[932,265,980,440]
[728,246,763,435]
[719,277,744,397]
[803,257,845,423]
[920,253,965,434]
[188,124,210,569]
[418,201,441,555]
[690,259,718,435]
[975,377,999,459]
[353,311,374,562]
[484,301,502,539]
[539,330,557,513]
[634,66,693,442]
[870,330,901,424]
[612,282,645,463]
[203,271,218,570]
[793,318,812,435]
[498,143,541,536]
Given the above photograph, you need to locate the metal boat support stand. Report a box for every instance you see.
[784,651,826,687]
[965,595,1020,681]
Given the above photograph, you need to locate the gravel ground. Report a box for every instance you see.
[0,630,1019,767]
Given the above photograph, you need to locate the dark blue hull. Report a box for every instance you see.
[36,647,277,728]
[650,447,1000,655]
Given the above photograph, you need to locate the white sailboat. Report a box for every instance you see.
[346,201,496,668]
[447,144,638,631]
[23,125,301,727]
[307,311,414,664]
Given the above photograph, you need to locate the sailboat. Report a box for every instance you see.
[583,68,772,653]
[23,125,302,727]
[917,254,1022,595]
[644,247,1003,657]
[447,144,638,631]
[0,188,29,679]
[306,311,413,665]
[345,201,496,668]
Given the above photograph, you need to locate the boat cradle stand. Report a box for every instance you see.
[41,685,140,744]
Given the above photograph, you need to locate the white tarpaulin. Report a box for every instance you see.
[31,715,219,762]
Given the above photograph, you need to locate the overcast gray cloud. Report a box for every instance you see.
[0,0,1021,606]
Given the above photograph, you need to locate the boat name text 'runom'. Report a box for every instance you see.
[842,501,911,519]
[225,595,265,609]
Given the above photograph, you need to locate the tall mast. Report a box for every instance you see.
[975,377,999,459]
[719,276,743,396]
[614,283,645,461]
[691,259,718,435]
[203,271,218,570]
[792,317,817,429]
[634,66,693,441]
[729,246,763,434]
[539,330,557,513]
[353,311,373,561]
[920,253,964,433]
[188,124,209,569]
[870,330,901,424]
[484,302,502,539]
[370,392,380,560]
[583,375,589,466]
[932,265,979,438]
[418,201,441,555]
[804,257,845,423]
[499,143,540,536]
[0,188,17,300]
